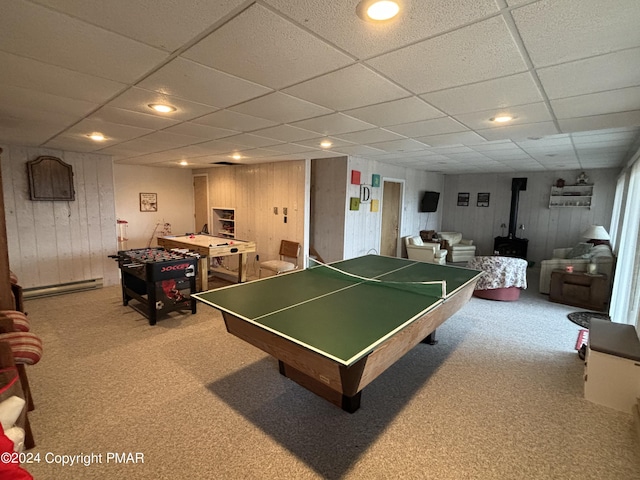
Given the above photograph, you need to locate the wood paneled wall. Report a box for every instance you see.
[442,168,620,263]
[1,145,119,288]
[196,161,306,266]
[310,157,347,263]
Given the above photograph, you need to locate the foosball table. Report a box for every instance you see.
[113,247,200,325]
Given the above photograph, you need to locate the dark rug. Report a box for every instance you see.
[567,311,611,329]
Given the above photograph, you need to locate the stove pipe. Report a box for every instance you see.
[508,178,527,238]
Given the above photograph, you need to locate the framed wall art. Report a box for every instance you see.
[477,193,490,207]
[457,193,470,206]
[140,193,158,212]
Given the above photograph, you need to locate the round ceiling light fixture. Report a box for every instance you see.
[320,140,333,148]
[87,132,106,141]
[179,160,188,166]
[356,0,400,22]
[148,103,177,113]
[490,115,514,123]
[231,153,242,160]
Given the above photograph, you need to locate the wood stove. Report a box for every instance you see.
[494,178,529,259]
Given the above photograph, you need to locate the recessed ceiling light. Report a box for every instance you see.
[87,132,105,141]
[148,103,177,113]
[179,160,188,166]
[320,140,333,148]
[490,115,514,123]
[356,0,400,22]
[231,153,242,160]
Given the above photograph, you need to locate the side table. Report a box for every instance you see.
[549,269,609,311]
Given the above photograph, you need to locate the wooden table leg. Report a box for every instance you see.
[199,257,208,291]
[238,254,248,283]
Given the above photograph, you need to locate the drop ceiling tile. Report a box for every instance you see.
[108,87,217,122]
[571,126,639,137]
[368,16,527,94]
[386,117,468,137]
[264,0,500,58]
[284,64,410,111]
[470,141,519,152]
[478,121,559,141]
[334,128,405,144]
[537,48,640,100]
[32,0,248,52]
[368,139,429,153]
[251,125,324,143]
[0,120,65,146]
[511,0,640,67]
[454,102,552,130]
[193,110,278,131]
[290,113,375,136]
[168,140,243,157]
[0,0,167,83]
[263,143,320,155]
[229,92,332,123]
[421,73,543,115]
[223,133,283,149]
[415,131,487,147]
[0,84,98,118]
[162,123,239,140]
[55,118,154,147]
[134,131,207,150]
[294,137,355,149]
[551,87,640,120]
[44,135,111,153]
[0,51,126,104]
[89,106,180,130]
[184,3,353,89]
[572,128,640,144]
[139,58,272,109]
[331,145,388,156]
[558,111,640,134]
[0,103,77,134]
[97,138,169,157]
[344,97,444,127]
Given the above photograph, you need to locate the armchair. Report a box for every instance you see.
[437,232,476,263]
[404,236,447,265]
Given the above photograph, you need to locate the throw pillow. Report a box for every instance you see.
[568,242,593,259]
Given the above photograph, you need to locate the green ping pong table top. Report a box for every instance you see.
[193,255,481,366]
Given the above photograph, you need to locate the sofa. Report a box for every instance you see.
[404,236,447,265]
[539,243,615,294]
[438,232,476,263]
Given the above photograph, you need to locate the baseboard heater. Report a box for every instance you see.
[23,278,104,299]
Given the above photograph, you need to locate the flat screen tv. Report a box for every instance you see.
[420,191,440,212]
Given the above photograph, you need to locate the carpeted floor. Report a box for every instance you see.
[20,268,640,479]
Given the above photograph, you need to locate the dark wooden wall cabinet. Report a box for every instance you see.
[549,269,609,311]
[26,156,75,201]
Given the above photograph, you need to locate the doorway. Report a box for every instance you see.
[193,175,208,233]
[380,180,403,257]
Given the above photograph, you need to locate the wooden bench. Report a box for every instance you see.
[584,319,640,413]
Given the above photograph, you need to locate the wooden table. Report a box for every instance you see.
[549,269,609,311]
[157,234,256,291]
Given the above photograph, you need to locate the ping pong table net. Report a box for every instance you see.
[308,258,446,298]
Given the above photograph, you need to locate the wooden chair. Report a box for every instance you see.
[259,240,301,278]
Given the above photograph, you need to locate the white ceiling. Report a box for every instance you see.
[1,0,639,173]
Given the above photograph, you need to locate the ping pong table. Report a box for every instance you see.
[193,255,482,412]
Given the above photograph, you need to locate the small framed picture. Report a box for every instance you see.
[477,192,490,207]
[140,193,157,212]
[457,193,470,206]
